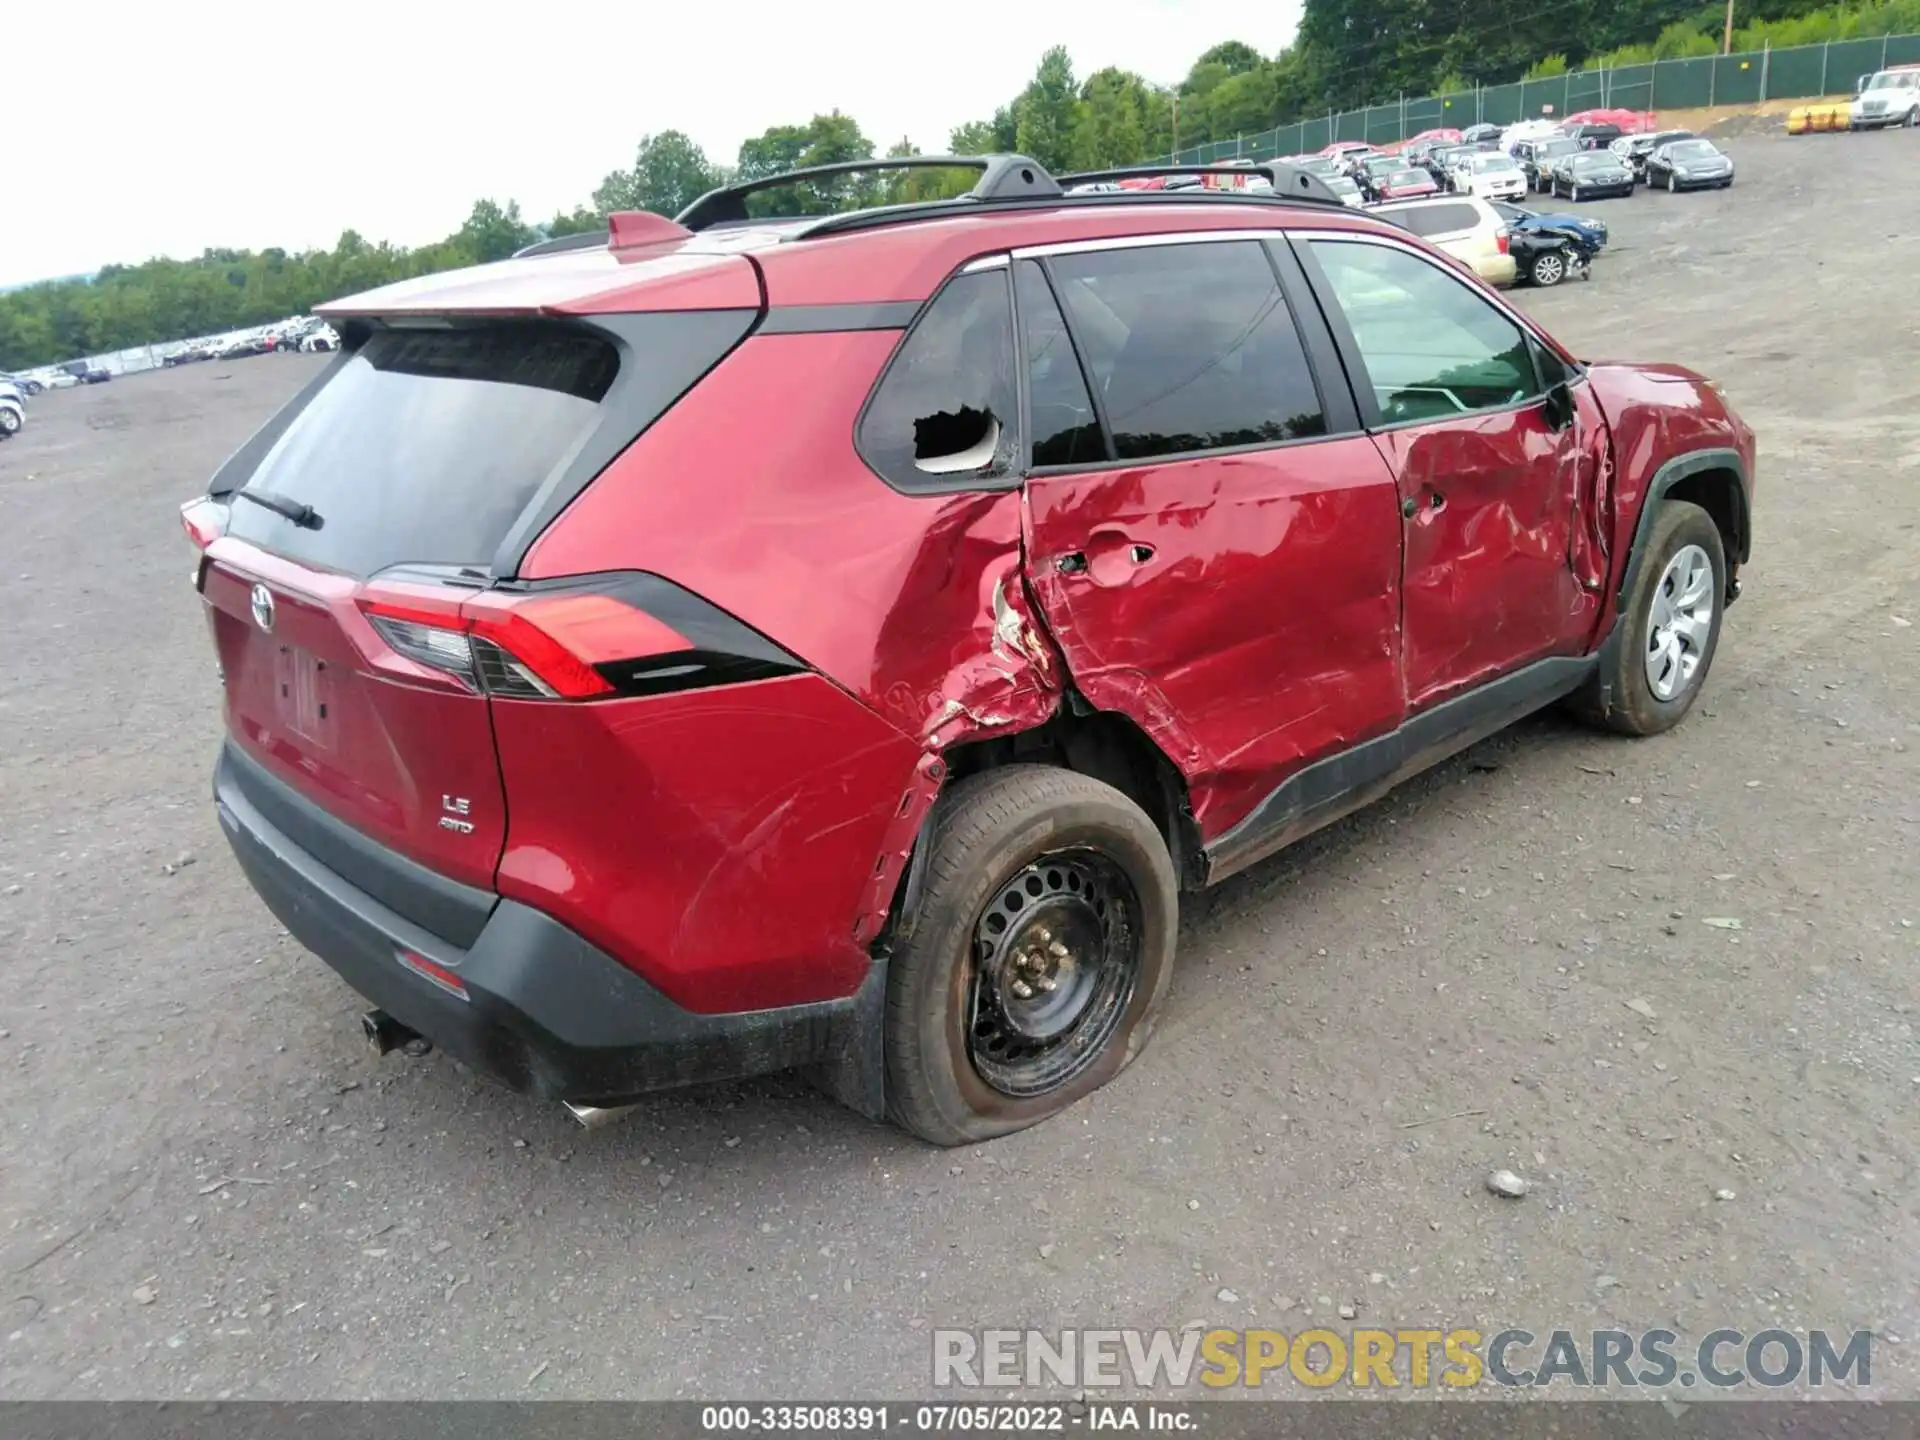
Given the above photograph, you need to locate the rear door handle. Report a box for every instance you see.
[1057,533,1156,583]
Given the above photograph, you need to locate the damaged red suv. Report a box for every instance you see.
[183,156,1755,1145]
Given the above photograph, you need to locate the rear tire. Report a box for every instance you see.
[1567,501,1726,737]
[884,766,1178,1146]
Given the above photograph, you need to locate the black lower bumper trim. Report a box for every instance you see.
[213,744,882,1107]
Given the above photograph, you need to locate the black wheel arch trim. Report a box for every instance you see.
[1611,446,1749,611]
[1591,445,1747,715]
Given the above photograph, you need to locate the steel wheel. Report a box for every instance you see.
[1668,172,1678,192]
[1532,252,1567,287]
[966,850,1141,1099]
[1645,543,1715,702]
[1571,183,1581,202]
[0,410,18,436]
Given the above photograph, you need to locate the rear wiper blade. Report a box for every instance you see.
[235,489,322,529]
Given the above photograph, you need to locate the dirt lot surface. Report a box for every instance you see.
[2,131,1917,1402]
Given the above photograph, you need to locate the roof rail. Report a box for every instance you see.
[675,154,1061,232]
[1055,162,1346,208]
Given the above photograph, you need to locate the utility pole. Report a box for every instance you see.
[1723,0,1735,55]
[1171,92,1180,159]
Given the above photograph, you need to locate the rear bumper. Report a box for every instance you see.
[214,743,882,1107]
[1477,254,1520,287]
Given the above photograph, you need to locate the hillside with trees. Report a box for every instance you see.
[3,0,1916,370]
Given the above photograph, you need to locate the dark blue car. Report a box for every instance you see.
[1492,201,1608,252]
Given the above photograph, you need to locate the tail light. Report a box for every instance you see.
[180,496,229,551]
[358,573,802,704]
[1495,227,1511,255]
[181,496,230,591]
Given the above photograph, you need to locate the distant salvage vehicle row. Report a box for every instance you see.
[179,154,1755,1145]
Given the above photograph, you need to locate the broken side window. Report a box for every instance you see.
[859,269,1018,492]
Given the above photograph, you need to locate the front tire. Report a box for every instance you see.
[1571,182,1582,202]
[884,766,1178,1146]
[1667,172,1678,192]
[1568,501,1726,736]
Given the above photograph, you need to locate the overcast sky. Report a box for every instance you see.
[7,1,1303,288]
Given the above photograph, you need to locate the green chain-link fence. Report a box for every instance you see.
[1159,34,1920,164]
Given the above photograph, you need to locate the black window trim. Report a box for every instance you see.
[851,264,1026,498]
[1010,229,1362,479]
[1287,230,1586,436]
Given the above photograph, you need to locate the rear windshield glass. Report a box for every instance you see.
[228,323,618,576]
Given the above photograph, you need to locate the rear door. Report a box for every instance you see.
[1017,237,1405,840]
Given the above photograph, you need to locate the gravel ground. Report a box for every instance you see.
[1,131,1916,1402]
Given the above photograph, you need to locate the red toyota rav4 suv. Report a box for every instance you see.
[182,156,1754,1146]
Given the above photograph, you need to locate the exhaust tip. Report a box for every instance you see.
[362,1009,425,1057]
[563,1102,638,1131]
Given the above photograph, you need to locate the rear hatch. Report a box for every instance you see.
[191,306,757,907]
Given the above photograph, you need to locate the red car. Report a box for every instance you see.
[182,156,1755,1146]
[1373,167,1440,201]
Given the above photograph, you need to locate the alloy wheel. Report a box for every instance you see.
[1644,544,1715,702]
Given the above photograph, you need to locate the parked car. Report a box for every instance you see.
[1849,65,1920,128]
[1324,173,1366,207]
[1460,122,1503,146]
[1491,201,1609,252]
[300,324,341,353]
[1548,149,1637,200]
[1614,129,1695,180]
[1514,136,1582,192]
[1356,154,1408,200]
[1420,144,1468,184]
[164,340,219,367]
[63,361,111,384]
[1563,122,1625,151]
[212,333,270,360]
[1318,140,1378,164]
[2,371,44,396]
[1370,194,1517,286]
[1500,119,1565,152]
[0,381,24,439]
[1457,151,1528,202]
[178,152,1755,1145]
[1372,166,1439,202]
[1508,225,1596,287]
[1646,138,1735,191]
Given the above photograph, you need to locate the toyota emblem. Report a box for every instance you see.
[250,583,276,632]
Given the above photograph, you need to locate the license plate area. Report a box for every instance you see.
[272,643,333,744]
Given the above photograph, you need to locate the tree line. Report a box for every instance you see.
[3,0,1913,371]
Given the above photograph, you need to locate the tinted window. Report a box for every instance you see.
[860,270,1018,491]
[1048,240,1326,461]
[1014,261,1105,468]
[1389,202,1481,238]
[1310,240,1541,425]
[228,322,622,576]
